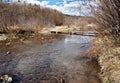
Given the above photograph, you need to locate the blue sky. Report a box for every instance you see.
[38,0,73,5]
[11,0,95,16]
[42,0,63,5]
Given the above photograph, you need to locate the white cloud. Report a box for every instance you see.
[60,0,96,16]
[63,0,67,4]
[39,1,49,6]
[49,1,92,16]
[56,1,63,6]
[27,0,41,5]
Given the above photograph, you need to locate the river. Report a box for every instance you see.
[0,34,101,83]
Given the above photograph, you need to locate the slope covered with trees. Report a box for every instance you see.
[0,3,64,34]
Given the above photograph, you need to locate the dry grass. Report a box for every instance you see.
[87,36,120,83]
[93,1,120,82]
[96,38,120,83]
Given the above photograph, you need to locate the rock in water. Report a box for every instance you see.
[0,75,12,83]
[6,51,11,55]
[7,77,12,83]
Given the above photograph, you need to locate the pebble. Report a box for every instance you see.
[0,75,12,83]
[6,51,11,55]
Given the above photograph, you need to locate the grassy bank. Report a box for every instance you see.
[97,38,120,83]
[89,36,120,83]
[93,0,120,82]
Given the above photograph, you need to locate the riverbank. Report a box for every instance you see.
[0,33,36,41]
[92,37,120,83]
[0,24,97,41]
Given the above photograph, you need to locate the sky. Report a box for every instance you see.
[11,0,96,16]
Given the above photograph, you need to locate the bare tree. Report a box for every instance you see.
[95,0,120,43]
[76,0,97,16]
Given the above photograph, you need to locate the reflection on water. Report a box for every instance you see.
[64,35,94,44]
[0,34,101,83]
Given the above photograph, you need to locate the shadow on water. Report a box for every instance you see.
[0,34,101,83]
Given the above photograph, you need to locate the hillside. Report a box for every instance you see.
[0,3,65,34]
[0,3,96,35]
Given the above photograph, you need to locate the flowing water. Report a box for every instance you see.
[0,34,101,83]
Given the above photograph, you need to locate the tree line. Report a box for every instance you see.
[0,3,65,33]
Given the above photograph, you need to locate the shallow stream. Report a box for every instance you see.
[0,34,101,83]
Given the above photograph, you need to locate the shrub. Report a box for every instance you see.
[95,0,120,43]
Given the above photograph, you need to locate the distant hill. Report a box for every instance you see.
[0,3,65,33]
[0,2,94,34]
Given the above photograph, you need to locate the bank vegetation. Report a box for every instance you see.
[92,0,120,83]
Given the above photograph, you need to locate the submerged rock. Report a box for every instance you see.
[6,51,11,55]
